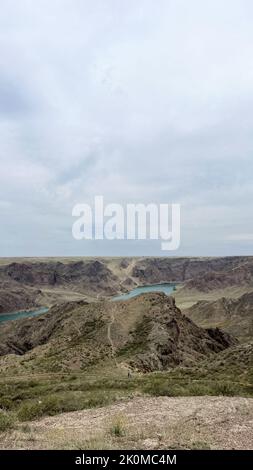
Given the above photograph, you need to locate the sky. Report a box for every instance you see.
[0,0,253,257]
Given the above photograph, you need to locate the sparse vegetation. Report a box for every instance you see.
[0,359,251,425]
[0,412,15,432]
[190,441,211,450]
[109,415,127,437]
[20,423,32,433]
[16,389,118,422]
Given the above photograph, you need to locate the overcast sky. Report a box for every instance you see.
[0,0,253,257]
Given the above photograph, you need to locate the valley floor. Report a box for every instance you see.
[1,396,253,450]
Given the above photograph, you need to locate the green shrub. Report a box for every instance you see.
[17,396,60,421]
[0,397,13,410]
[0,412,15,432]
[190,441,211,450]
[187,383,213,396]
[213,382,238,396]
[17,390,115,422]
[143,379,187,397]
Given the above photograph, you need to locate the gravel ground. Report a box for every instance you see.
[1,396,253,449]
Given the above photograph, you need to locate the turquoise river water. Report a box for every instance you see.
[112,282,177,301]
[0,306,49,324]
[0,283,177,323]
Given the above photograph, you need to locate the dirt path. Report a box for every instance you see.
[1,396,253,450]
[107,309,118,367]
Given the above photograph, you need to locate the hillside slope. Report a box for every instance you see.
[0,260,120,312]
[0,293,236,374]
[0,283,41,313]
[182,263,253,292]
[185,292,253,342]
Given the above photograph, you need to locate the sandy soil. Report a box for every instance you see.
[1,396,253,450]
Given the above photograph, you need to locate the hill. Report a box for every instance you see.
[0,293,236,374]
[0,283,41,313]
[0,260,119,294]
[131,256,247,284]
[185,292,253,342]
[0,260,120,312]
[182,263,253,292]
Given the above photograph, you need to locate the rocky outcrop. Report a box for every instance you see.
[0,283,41,313]
[182,263,253,292]
[122,294,237,371]
[0,260,119,299]
[131,257,248,284]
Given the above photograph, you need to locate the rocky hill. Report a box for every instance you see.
[0,283,41,313]
[0,260,120,312]
[181,262,253,292]
[205,340,253,370]
[185,291,253,342]
[0,293,237,374]
[0,260,118,293]
[131,256,247,284]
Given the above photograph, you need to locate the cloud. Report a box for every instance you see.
[0,0,253,256]
[226,234,253,241]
